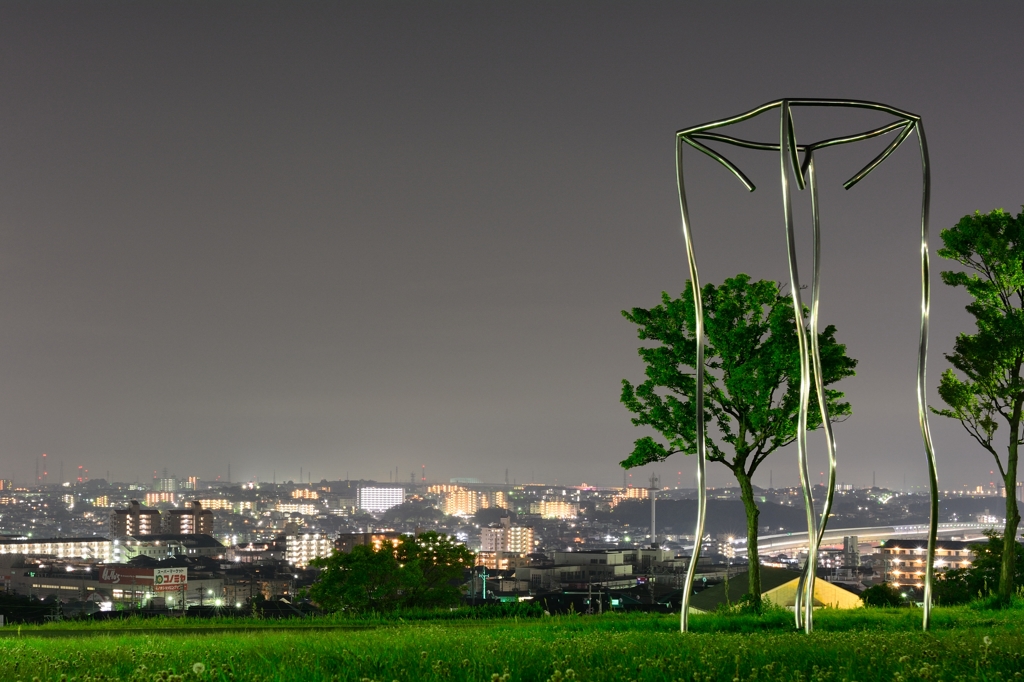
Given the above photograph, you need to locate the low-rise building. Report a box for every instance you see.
[516,549,637,591]
[8,565,104,601]
[335,531,402,554]
[227,542,285,565]
[880,538,975,588]
[475,551,531,571]
[0,536,112,562]
[113,534,226,562]
[274,502,321,515]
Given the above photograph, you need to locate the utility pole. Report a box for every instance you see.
[648,474,660,548]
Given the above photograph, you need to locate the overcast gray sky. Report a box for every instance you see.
[1,1,1022,490]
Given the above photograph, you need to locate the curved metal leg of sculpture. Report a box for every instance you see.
[672,99,936,634]
[916,121,938,631]
[794,152,840,630]
[676,135,708,633]
[780,102,817,633]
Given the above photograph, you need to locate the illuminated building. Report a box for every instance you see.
[480,516,534,553]
[356,487,404,513]
[291,489,319,500]
[0,537,113,562]
[475,551,532,571]
[440,488,509,516]
[442,487,478,516]
[881,539,975,587]
[145,492,176,506]
[109,500,161,537]
[529,500,578,519]
[197,498,234,511]
[609,486,648,508]
[163,501,214,535]
[275,502,320,515]
[335,532,403,553]
[155,477,178,492]
[285,533,334,567]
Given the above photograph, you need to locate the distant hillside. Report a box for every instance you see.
[598,498,811,536]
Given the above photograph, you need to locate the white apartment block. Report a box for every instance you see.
[0,537,113,562]
[480,517,534,553]
[357,487,404,513]
[285,533,335,568]
[275,502,321,516]
[197,499,235,511]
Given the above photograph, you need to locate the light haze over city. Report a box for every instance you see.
[1,2,1022,491]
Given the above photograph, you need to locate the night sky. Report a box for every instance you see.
[1,2,1022,490]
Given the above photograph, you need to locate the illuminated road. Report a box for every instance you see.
[726,522,996,556]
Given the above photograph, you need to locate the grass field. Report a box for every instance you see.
[1,607,1022,681]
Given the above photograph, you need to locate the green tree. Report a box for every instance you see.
[620,274,856,606]
[932,207,1024,604]
[933,531,1024,605]
[308,543,403,612]
[860,583,907,608]
[308,531,474,613]
[396,531,476,608]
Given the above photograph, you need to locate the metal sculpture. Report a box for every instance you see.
[674,99,937,633]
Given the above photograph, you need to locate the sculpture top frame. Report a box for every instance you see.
[672,99,936,634]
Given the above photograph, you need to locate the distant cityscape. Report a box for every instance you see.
[0,459,1020,615]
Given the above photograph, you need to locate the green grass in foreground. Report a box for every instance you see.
[1,608,1023,682]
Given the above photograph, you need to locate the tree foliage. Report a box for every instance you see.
[395,531,475,609]
[620,275,855,470]
[933,532,1024,606]
[620,274,856,603]
[308,531,474,612]
[932,207,1024,603]
[860,583,907,608]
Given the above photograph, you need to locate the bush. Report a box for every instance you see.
[860,583,906,607]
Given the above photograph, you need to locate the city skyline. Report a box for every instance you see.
[1,3,1023,490]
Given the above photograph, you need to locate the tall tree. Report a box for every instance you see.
[932,207,1024,604]
[620,274,856,605]
[308,531,474,612]
[308,543,403,612]
[396,531,475,608]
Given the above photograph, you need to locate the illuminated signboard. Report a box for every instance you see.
[153,567,188,593]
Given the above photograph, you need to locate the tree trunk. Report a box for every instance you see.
[736,469,761,605]
[1000,412,1021,603]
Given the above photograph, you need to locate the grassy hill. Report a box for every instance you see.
[2,607,1022,681]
